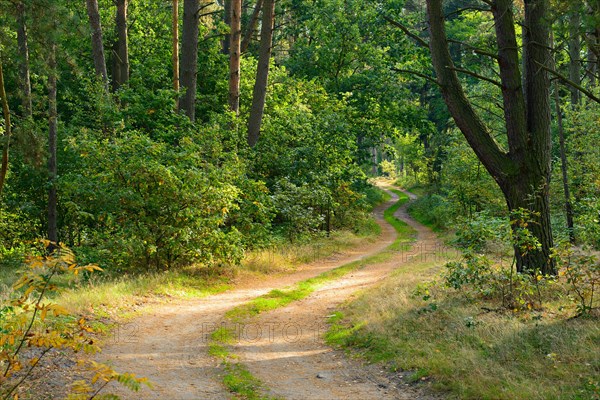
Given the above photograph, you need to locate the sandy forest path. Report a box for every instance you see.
[98,186,443,399]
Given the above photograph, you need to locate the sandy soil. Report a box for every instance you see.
[232,188,445,399]
[97,189,405,399]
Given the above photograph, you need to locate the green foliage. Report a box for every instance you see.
[63,128,244,271]
[555,245,600,316]
[452,212,509,253]
[407,193,450,231]
[565,101,600,249]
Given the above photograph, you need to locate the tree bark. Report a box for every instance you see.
[179,0,199,121]
[568,12,581,106]
[241,0,263,53]
[0,58,11,197]
[86,0,109,91]
[222,0,231,55]
[16,1,32,117]
[173,0,180,101]
[48,43,58,243]
[553,81,575,243]
[426,0,555,275]
[112,0,129,91]
[229,0,242,114]
[247,0,275,147]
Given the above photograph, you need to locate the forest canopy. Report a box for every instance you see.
[0,0,597,273]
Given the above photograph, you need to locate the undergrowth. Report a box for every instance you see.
[326,209,600,399]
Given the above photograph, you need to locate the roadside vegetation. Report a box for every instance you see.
[327,189,600,399]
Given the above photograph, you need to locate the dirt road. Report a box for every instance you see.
[98,187,443,399]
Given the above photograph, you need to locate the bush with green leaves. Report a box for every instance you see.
[407,193,450,230]
[442,209,562,311]
[555,245,600,316]
[251,71,371,237]
[63,129,244,271]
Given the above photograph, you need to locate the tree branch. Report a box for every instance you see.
[537,62,600,104]
[447,66,503,87]
[445,6,490,19]
[447,39,498,60]
[391,67,439,86]
[383,16,428,48]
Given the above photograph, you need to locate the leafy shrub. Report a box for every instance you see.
[271,179,328,242]
[63,130,244,271]
[407,194,450,230]
[555,245,600,315]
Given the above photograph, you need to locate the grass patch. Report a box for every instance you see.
[222,362,274,400]
[209,326,279,400]
[406,194,448,232]
[52,268,232,317]
[364,185,392,210]
[325,255,600,399]
[241,229,379,275]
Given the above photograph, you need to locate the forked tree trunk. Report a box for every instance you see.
[112,0,129,91]
[241,0,263,53]
[426,0,555,275]
[247,0,275,147]
[16,1,32,117]
[229,0,242,114]
[0,58,11,197]
[86,0,109,91]
[48,44,58,243]
[179,0,199,121]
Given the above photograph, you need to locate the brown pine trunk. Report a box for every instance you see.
[229,0,242,114]
[179,0,199,121]
[0,58,11,197]
[426,0,555,275]
[247,0,275,147]
[568,12,581,105]
[48,44,58,243]
[553,82,575,243]
[241,0,263,53]
[173,0,180,101]
[16,1,32,117]
[223,0,231,55]
[86,0,109,91]
[112,0,129,91]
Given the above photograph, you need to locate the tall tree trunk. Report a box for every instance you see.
[426,0,555,275]
[0,58,11,197]
[222,0,231,54]
[112,0,129,91]
[48,44,58,243]
[16,1,32,117]
[568,12,581,105]
[241,0,263,53]
[229,0,242,114]
[86,0,109,91]
[179,0,199,121]
[587,41,597,85]
[247,0,275,147]
[173,0,180,107]
[553,82,575,243]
